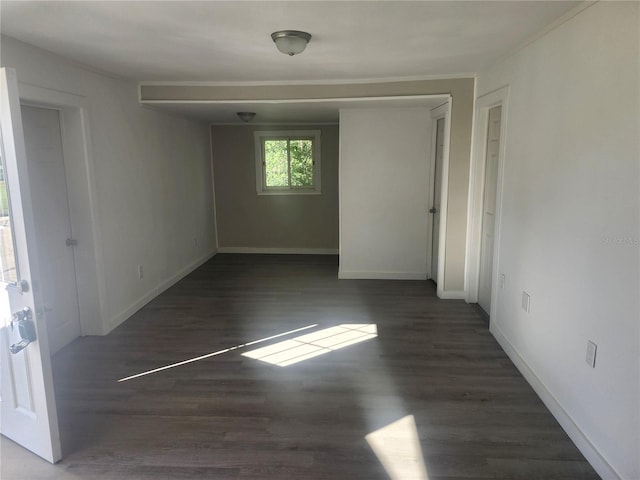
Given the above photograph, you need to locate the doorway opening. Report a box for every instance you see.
[477,105,502,315]
[465,86,509,319]
[426,101,451,297]
[21,105,82,354]
[17,83,105,342]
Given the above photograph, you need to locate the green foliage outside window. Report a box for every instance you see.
[264,138,313,189]
[264,140,289,187]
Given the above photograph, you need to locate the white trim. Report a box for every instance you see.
[17,82,106,337]
[491,323,622,480]
[209,127,219,252]
[138,74,475,88]
[107,250,217,333]
[464,75,480,301]
[257,190,322,196]
[434,99,452,299]
[338,122,344,271]
[211,122,339,127]
[254,130,321,195]
[425,108,438,279]
[465,86,509,312]
[140,94,451,105]
[338,271,427,280]
[217,247,338,255]
[437,290,466,300]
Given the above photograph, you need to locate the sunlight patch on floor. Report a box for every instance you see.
[365,415,429,480]
[117,324,318,382]
[242,324,378,367]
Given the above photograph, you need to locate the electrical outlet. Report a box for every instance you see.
[586,340,597,368]
[499,273,505,289]
[521,291,531,313]
[137,265,144,279]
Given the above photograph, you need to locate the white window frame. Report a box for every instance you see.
[254,130,321,195]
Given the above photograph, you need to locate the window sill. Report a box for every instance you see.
[257,190,322,196]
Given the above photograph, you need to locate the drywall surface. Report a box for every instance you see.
[1,36,216,335]
[339,108,431,279]
[476,3,639,478]
[211,124,338,251]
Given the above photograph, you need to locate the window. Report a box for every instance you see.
[254,130,321,195]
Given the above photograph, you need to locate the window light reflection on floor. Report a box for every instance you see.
[365,415,429,480]
[242,324,378,367]
[117,324,318,382]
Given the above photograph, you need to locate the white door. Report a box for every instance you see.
[478,106,502,313]
[430,117,445,282]
[21,105,81,354]
[0,68,62,463]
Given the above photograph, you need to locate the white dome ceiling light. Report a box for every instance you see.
[271,30,312,56]
[236,112,256,122]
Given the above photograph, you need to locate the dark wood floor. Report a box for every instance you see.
[29,255,601,479]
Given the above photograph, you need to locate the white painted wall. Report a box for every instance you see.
[475,3,639,479]
[339,108,431,279]
[1,36,217,335]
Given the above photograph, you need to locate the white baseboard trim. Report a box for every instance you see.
[338,270,427,280]
[217,247,338,255]
[490,323,622,480]
[437,289,466,300]
[105,249,217,334]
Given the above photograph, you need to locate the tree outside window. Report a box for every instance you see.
[254,131,321,195]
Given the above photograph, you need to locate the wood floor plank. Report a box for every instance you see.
[2,254,600,479]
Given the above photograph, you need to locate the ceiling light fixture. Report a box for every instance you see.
[237,112,256,122]
[271,30,312,56]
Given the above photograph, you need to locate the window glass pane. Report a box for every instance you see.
[0,153,17,284]
[290,139,313,187]
[264,139,289,187]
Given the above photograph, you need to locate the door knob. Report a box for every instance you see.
[66,238,78,247]
[429,207,437,214]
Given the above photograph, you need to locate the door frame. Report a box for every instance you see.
[465,86,509,315]
[1,67,61,463]
[425,99,451,297]
[18,83,105,337]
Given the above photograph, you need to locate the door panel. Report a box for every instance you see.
[0,67,61,463]
[431,117,445,282]
[21,105,81,354]
[478,106,502,313]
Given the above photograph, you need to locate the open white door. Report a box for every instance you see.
[477,105,502,314]
[430,117,445,282]
[0,68,62,463]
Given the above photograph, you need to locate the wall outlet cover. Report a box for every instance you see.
[521,291,531,313]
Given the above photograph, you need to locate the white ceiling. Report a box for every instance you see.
[2,1,579,83]
[1,1,579,122]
